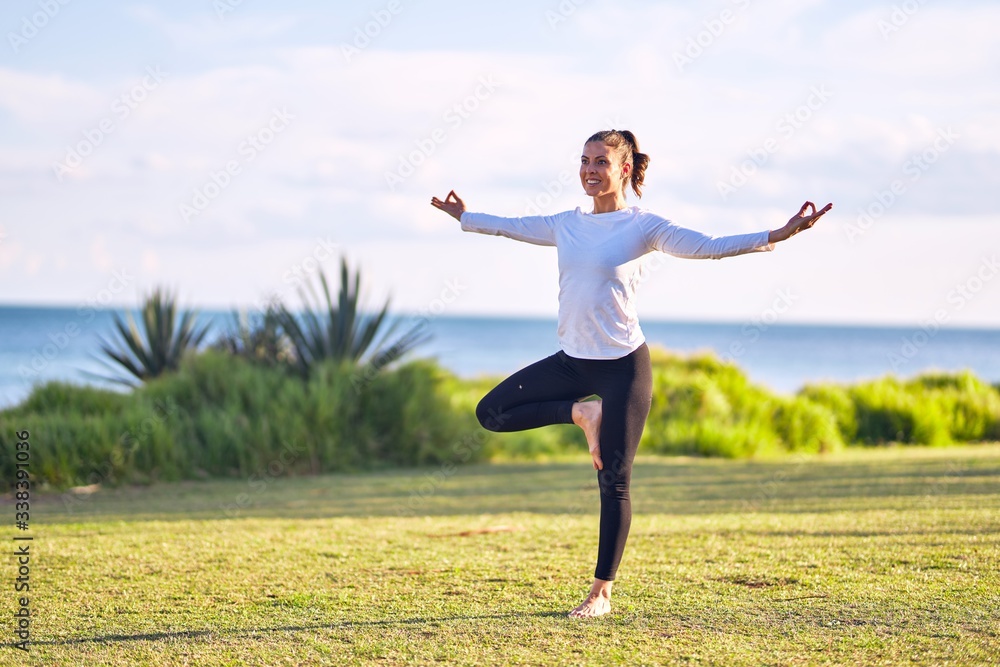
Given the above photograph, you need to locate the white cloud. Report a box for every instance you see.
[126,5,299,49]
[0,67,106,127]
[1,1,997,328]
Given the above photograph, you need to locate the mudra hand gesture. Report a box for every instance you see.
[430,190,466,222]
[768,201,833,244]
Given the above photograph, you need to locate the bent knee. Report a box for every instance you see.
[475,400,505,431]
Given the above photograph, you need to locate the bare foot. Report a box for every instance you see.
[568,590,612,618]
[572,399,603,470]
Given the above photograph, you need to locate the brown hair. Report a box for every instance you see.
[585,129,650,198]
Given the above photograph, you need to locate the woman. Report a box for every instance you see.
[430,129,832,618]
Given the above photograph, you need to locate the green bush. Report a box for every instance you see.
[640,347,844,458]
[801,369,1000,446]
[12,381,129,418]
[800,383,858,442]
[4,345,999,489]
[907,370,1000,442]
[0,350,480,489]
[771,398,844,455]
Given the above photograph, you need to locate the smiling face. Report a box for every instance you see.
[580,140,630,199]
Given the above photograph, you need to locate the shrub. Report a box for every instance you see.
[0,351,479,489]
[5,345,999,489]
[276,257,429,380]
[91,287,210,387]
[800,383,858,442]
[640,347,844,458]
[210,304,293,370]
[800,369,1000,446]
[13,381,129,418]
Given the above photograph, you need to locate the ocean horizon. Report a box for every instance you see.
[2,303,999,411]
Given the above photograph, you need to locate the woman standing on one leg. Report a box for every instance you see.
[431,129,832,618]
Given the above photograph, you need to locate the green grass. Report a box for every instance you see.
[7,445,1000,665]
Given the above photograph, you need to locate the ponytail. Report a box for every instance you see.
[585,129,650,198]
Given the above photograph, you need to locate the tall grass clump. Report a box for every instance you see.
[6,341,1000,489]
[0,381,173,489]
[803,369,1000,446]
[640,346,844,458]
[210,304,293,369]
[0,351,481,489]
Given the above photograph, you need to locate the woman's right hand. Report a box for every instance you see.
[430,190,466,222]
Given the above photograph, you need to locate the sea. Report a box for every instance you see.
[2,304,999,410]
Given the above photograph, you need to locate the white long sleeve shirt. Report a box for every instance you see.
[460,205,775,360]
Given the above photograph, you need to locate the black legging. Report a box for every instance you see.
[475,342,653,581]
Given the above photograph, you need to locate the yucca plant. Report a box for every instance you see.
[211,302,293,369]
[276,256,430,380]
[89,287,211,387]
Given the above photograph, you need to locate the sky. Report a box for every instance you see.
[1,0,998,328]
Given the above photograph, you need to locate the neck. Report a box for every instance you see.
[591,191,628,214]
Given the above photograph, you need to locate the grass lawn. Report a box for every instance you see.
[5,445,1000,666]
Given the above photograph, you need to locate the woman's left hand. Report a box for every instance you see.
[769,201,833,244]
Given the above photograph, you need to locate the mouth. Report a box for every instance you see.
[585,179,601,186]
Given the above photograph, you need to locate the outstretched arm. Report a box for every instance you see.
[768,201,833,244]
[430,189,559,247]
[645,200,834,259]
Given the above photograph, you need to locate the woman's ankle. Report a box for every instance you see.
[590,578,613,598]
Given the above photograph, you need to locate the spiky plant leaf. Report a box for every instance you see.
[275,256,430,380]
[90,287,210,386]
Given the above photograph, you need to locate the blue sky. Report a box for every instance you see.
[1,0,998,327]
